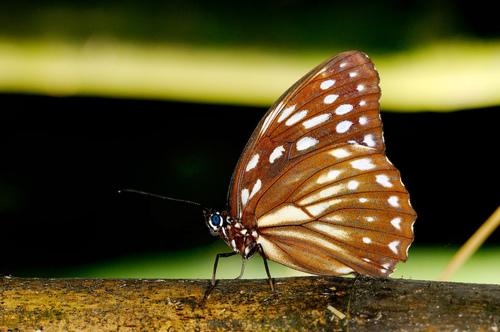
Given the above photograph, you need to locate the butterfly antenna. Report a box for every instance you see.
[118,188,202,207]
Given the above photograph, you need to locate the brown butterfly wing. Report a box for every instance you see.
[228,51,416,276]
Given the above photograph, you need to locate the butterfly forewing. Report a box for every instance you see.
[227,51,416,277]
[229,51,384,218]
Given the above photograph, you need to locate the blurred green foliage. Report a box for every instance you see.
[22,244,500,285]
[1,1,499,109]
[0,0,498,52]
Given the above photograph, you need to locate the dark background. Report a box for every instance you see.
[0,94,498,276]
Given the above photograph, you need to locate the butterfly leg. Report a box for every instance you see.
[257,243,275,292]
[201,251,238,303]
[235,258,246,279]
[211,251,238,286]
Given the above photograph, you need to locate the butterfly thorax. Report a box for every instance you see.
[204,209,259,259]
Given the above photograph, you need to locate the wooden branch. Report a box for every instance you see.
[1,276,499,331]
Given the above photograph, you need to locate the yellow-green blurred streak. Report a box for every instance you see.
[68,243,500,285]
[0,38,499,111]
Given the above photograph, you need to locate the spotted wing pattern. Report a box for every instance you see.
[228,51,416,276]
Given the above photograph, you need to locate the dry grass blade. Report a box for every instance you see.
[440,206,500,281]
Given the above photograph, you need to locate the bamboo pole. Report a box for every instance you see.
[1,276,499,331]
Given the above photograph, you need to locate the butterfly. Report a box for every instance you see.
[204,51,416,291]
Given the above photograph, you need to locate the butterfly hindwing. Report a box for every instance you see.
[255,143,415,275]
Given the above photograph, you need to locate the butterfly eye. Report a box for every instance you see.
[206,213,226,236]
[210,213,222,227]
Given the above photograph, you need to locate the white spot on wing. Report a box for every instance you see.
[357,84,365,92]
[269,145,285,164]
[359,100,367,106]
[339,62,347,68]
[299,184,343,205]
[246,153,259,172]
[388,196,400,207]
[241,188,249,207]
[257,204,311,227]
[335,267,354,274]
[359,197,368,203]
[335,104,353,115]
[363,134,376,147]
[296,137,319,151]
[362,237,372,244]
[285,109,308,126]
[351,158,376,170]
[308,223,349,241]
[349,71,358,78]
[277,104,296,123]
[303,113,331,129]
[359,116,368,125]
[323,94,339,104]
[376,174,393,188]
[260,101,283,137]
[322,214,344,222]
[317,169,342,184]
[388,240,400,254]
[306,199,341,216]
[329,148,350,159]
[249,179,262,200]
[320,79,335,90]
[391,217,402,230]
[347,180,359,190]
[336,120,353,134]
